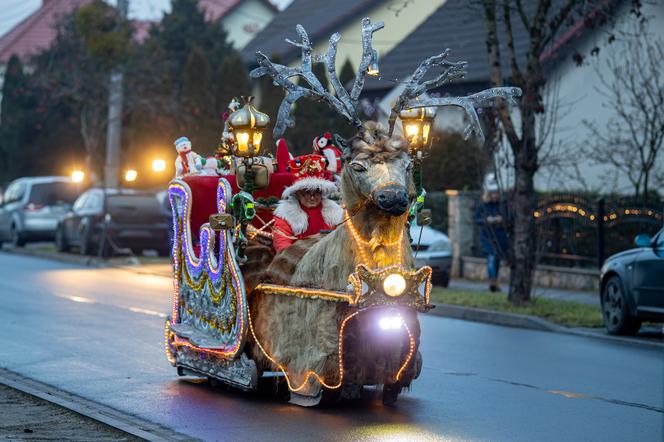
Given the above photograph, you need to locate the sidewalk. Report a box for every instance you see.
[448,278,599,305]
[0,383,143,441]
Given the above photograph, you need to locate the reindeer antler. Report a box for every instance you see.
[388,51,522,145]
[250,18,384,138]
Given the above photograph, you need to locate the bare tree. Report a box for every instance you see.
[478,0,641,304]
[582,23,664,201]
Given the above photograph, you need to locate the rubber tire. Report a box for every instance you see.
[601,275,641,335]
[79,223,96,256]
[382,381,402,406]
[10,224,26,247]
[55,225,70,252]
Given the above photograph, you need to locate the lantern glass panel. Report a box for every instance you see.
[422,122,431,145]
[236,131,250,155]
[253,132,263,150]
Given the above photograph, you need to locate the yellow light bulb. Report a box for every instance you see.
[383,273,406,297]
[405,123,419,138]
[152,159,166,172]
[253,132,262,149]
[125,169,138,182]
[71,170,85,183]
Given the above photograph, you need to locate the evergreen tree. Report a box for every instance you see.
[0,56,37,181]
[257,54,285,153]
[339,58,355,90]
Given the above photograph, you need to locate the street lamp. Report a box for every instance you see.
[226,96,270,159]
[152,159,166,173]
[71,170,85,183]
[124,169,138,182]
[399,105,436,155]
[399,105,436,221]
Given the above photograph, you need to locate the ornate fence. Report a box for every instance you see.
[534,195,663,268]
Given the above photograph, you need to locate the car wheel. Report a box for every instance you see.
[79,223,97,256]
[601,275,641,335]
[55,225,70,252]
[10,224,26,247]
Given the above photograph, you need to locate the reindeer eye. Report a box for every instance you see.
[350,162,367,172]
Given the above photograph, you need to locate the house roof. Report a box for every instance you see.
[199,0,278,23]
[363,0,531,92]
[241,0,383,65]
[0,0,91,63]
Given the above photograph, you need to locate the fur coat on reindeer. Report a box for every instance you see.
[272,154,343,253]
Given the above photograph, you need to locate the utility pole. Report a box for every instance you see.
[104,0,129,188]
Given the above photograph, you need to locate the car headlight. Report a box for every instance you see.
[428,239,451,253]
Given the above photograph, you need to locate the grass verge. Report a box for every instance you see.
[430,287,603,328]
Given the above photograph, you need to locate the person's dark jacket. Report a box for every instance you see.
[474,199,510,258]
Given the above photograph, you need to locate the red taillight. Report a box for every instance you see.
[24,203,45,212]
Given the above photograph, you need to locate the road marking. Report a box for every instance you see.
[53,292,167,319]
[437,371,664,414]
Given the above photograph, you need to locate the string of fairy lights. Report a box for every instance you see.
[166,178,427,392]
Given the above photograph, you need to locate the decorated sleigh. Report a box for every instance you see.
[164,18,520,406]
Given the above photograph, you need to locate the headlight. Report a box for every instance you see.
[378,315,402,330]
[383,273,406,297]
[428,239,451,253]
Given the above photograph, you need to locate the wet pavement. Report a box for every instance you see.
[0,251,662,441]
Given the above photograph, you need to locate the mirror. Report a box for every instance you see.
[416,209,432,226]
[634,233,652,248]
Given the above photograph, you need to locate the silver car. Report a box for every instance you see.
[0,176,81,247]
[410,224,452,287]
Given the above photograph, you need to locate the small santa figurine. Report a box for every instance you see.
[312,132,343,173]
[272,154,344,253]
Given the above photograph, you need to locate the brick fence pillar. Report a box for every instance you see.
[447,190,479,277]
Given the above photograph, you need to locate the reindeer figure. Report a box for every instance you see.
[247,18,521,402]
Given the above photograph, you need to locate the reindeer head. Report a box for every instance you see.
[340,122,414,216]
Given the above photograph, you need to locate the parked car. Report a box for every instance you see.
[410,224,452,287]
[0,176,81,247]
[55,188,171,257]
[600,227,664,335]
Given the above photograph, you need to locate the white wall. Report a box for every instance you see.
[222,0,275,50]
[536,2,664,194]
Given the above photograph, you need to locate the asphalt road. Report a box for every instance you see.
[0,252,662,441]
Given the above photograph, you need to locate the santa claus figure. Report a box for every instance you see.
[272,154,344,253]
[312,132,343,173]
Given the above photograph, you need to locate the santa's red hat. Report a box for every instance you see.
[282,154,337,199]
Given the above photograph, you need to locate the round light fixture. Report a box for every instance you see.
[383,273,406,297]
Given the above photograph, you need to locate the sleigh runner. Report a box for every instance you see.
[164,17,520,406]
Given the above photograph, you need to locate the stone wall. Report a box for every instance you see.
[460,256,599,291]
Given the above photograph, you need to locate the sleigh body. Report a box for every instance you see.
[164,175,431,405]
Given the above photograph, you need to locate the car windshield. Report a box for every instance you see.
[29,182,79,206]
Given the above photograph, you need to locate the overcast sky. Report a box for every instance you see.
[1,0,292,37]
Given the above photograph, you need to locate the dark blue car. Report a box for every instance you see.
[600,227,664,334]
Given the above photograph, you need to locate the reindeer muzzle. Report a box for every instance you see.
[373,184,409,216]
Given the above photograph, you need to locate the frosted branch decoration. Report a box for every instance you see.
[250,18,384,138]
[389,51,522,144]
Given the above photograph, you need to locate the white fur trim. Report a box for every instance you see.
[281,177,338,199]
[274,198,309,235]
[274,197,343,235]
[321,199,344,226]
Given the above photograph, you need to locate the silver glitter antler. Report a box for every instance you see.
[250,18,384,138]
[389,51,522,144]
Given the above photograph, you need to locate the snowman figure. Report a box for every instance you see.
[174,136,203,178]
[312,132,342,173]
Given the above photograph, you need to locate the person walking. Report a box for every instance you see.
[474,174,511,292]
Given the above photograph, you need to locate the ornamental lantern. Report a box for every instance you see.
[399,105,436,154]
[226,96,270,158]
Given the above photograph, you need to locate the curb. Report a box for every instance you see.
[430,303,664,350]
[0,368,195,442]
